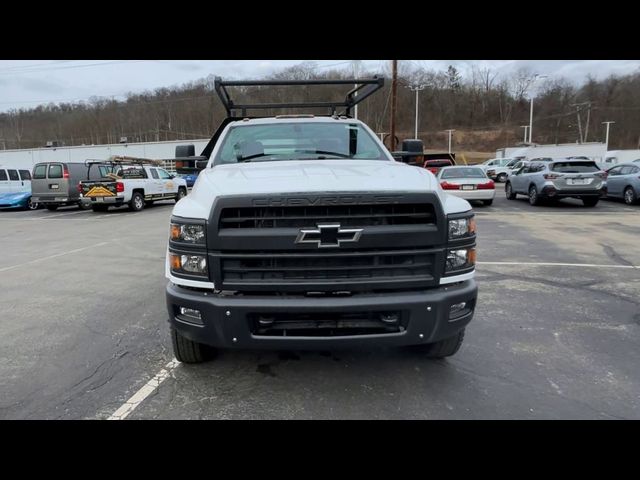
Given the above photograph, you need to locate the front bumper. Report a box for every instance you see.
[166,279,478,350]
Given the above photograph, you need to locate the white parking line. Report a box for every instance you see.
[107,359,180,420]
[35,210,91,219]
[0,241,110,273]
[478,261,639,269]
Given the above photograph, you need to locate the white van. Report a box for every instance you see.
[0,167,38,210]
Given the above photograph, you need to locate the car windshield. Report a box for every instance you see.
[214,122,388,164]
[441,167,486,179]
[551,161,600,173]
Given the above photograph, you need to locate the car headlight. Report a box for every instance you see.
[445,248,476,273]
[448,216,476,240]
[170,253,208,276]
[170,222,205,244]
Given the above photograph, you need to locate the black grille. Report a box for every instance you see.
[219,203,436,229]
[249,311,406,337]
[217,248,436,291]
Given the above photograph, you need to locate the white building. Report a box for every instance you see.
[496,142,608,162]
[0,139,210,171]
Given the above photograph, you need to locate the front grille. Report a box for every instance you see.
[249,311,407,337]
[219,203,436,229]
[217,248,436,291]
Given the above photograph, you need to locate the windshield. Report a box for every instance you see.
[551,161,600,173]
[214,122,388,164]
[441,167,486,179]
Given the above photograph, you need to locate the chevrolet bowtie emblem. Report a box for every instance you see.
[295,223,363,248]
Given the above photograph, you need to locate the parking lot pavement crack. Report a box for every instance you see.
[479,269,640,307]
[600,244,636,268]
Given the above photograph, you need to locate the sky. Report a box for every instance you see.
[0,60,639,113]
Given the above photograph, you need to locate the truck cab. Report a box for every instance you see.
[164,77,478,363]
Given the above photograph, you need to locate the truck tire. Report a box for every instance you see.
[171,328,214,364]
[175,187,187,203]
[412,329,465,358]
[505,182,517,200]
[46,205,58,211]
[129,192,145,212]
[78,201,92,210]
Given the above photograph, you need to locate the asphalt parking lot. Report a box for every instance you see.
[1,193,639,419]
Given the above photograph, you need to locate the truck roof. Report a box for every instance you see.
[227,116,365,127]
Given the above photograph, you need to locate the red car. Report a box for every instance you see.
[423,159,455,175]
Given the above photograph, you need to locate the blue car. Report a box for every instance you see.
[0,191,39,210]
[605,163,640,205]
[179,172,199,187]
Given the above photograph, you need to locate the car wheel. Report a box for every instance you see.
[505,182,516,200]
[582,197,599,207]
[624,186,637,205]
[45,205,58,211]
[175,187,187,203]
[408,329,465,359]
[129,192,145,212]
[528,185,541,206]
[78,201,92,210]
[171,328,215,364]
[26,198,39,210]
[482,199,493,206]
[497,173,508,183]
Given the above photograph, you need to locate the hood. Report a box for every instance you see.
[172,160,450,219]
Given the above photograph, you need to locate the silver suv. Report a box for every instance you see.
[505,158,606,207]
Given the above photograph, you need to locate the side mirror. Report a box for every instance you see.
[195,157,209,170]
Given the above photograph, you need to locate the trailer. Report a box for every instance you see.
[496,142,607,162]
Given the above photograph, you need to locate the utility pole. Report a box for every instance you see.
[352,60,361,120]
[520,125,529,143]
[446,129,455,153]
[390,60,398,151]
[528,74,548,143]
[408,84,426,139]
[571,102,591,143]
[584,102,592,142]
[602,121,615,149]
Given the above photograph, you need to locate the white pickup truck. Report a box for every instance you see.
[164,77,478,364]
[478,157,519,182]
[79,160,188,212]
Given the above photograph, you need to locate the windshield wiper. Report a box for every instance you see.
[237,153,273,162]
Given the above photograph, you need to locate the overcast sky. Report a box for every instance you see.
[0,60,639,113]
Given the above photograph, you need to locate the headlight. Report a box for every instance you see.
[445,248,476,273]
[170,253,208,276]
[170,223,205,244]
[448,216,476,240]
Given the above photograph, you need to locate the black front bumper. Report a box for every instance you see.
[166,280,477,350]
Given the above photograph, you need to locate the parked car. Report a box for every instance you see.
[437,166,496,206]
[423,158,455,175]
[505,159,606,206]
[479,157,516,182]
[0,167,39,210]
[178,172,199,187]
[31,162,98,211]
[604,163,640,205]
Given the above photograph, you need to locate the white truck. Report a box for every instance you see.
[79,157,187,212]
[163,77,478,364]
[478,157,519,182]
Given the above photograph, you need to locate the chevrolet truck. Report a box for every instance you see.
[165,77,478,363]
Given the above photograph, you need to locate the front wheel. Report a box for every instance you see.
[171,328,215,364]
[175,187,187,203]
[624,187,638,205]
[497,173,508,183]
[409,329,465,359]
[582,197,599,207]
[505,182,517,200]
[129,192,145,212]
[26,198,39,210]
